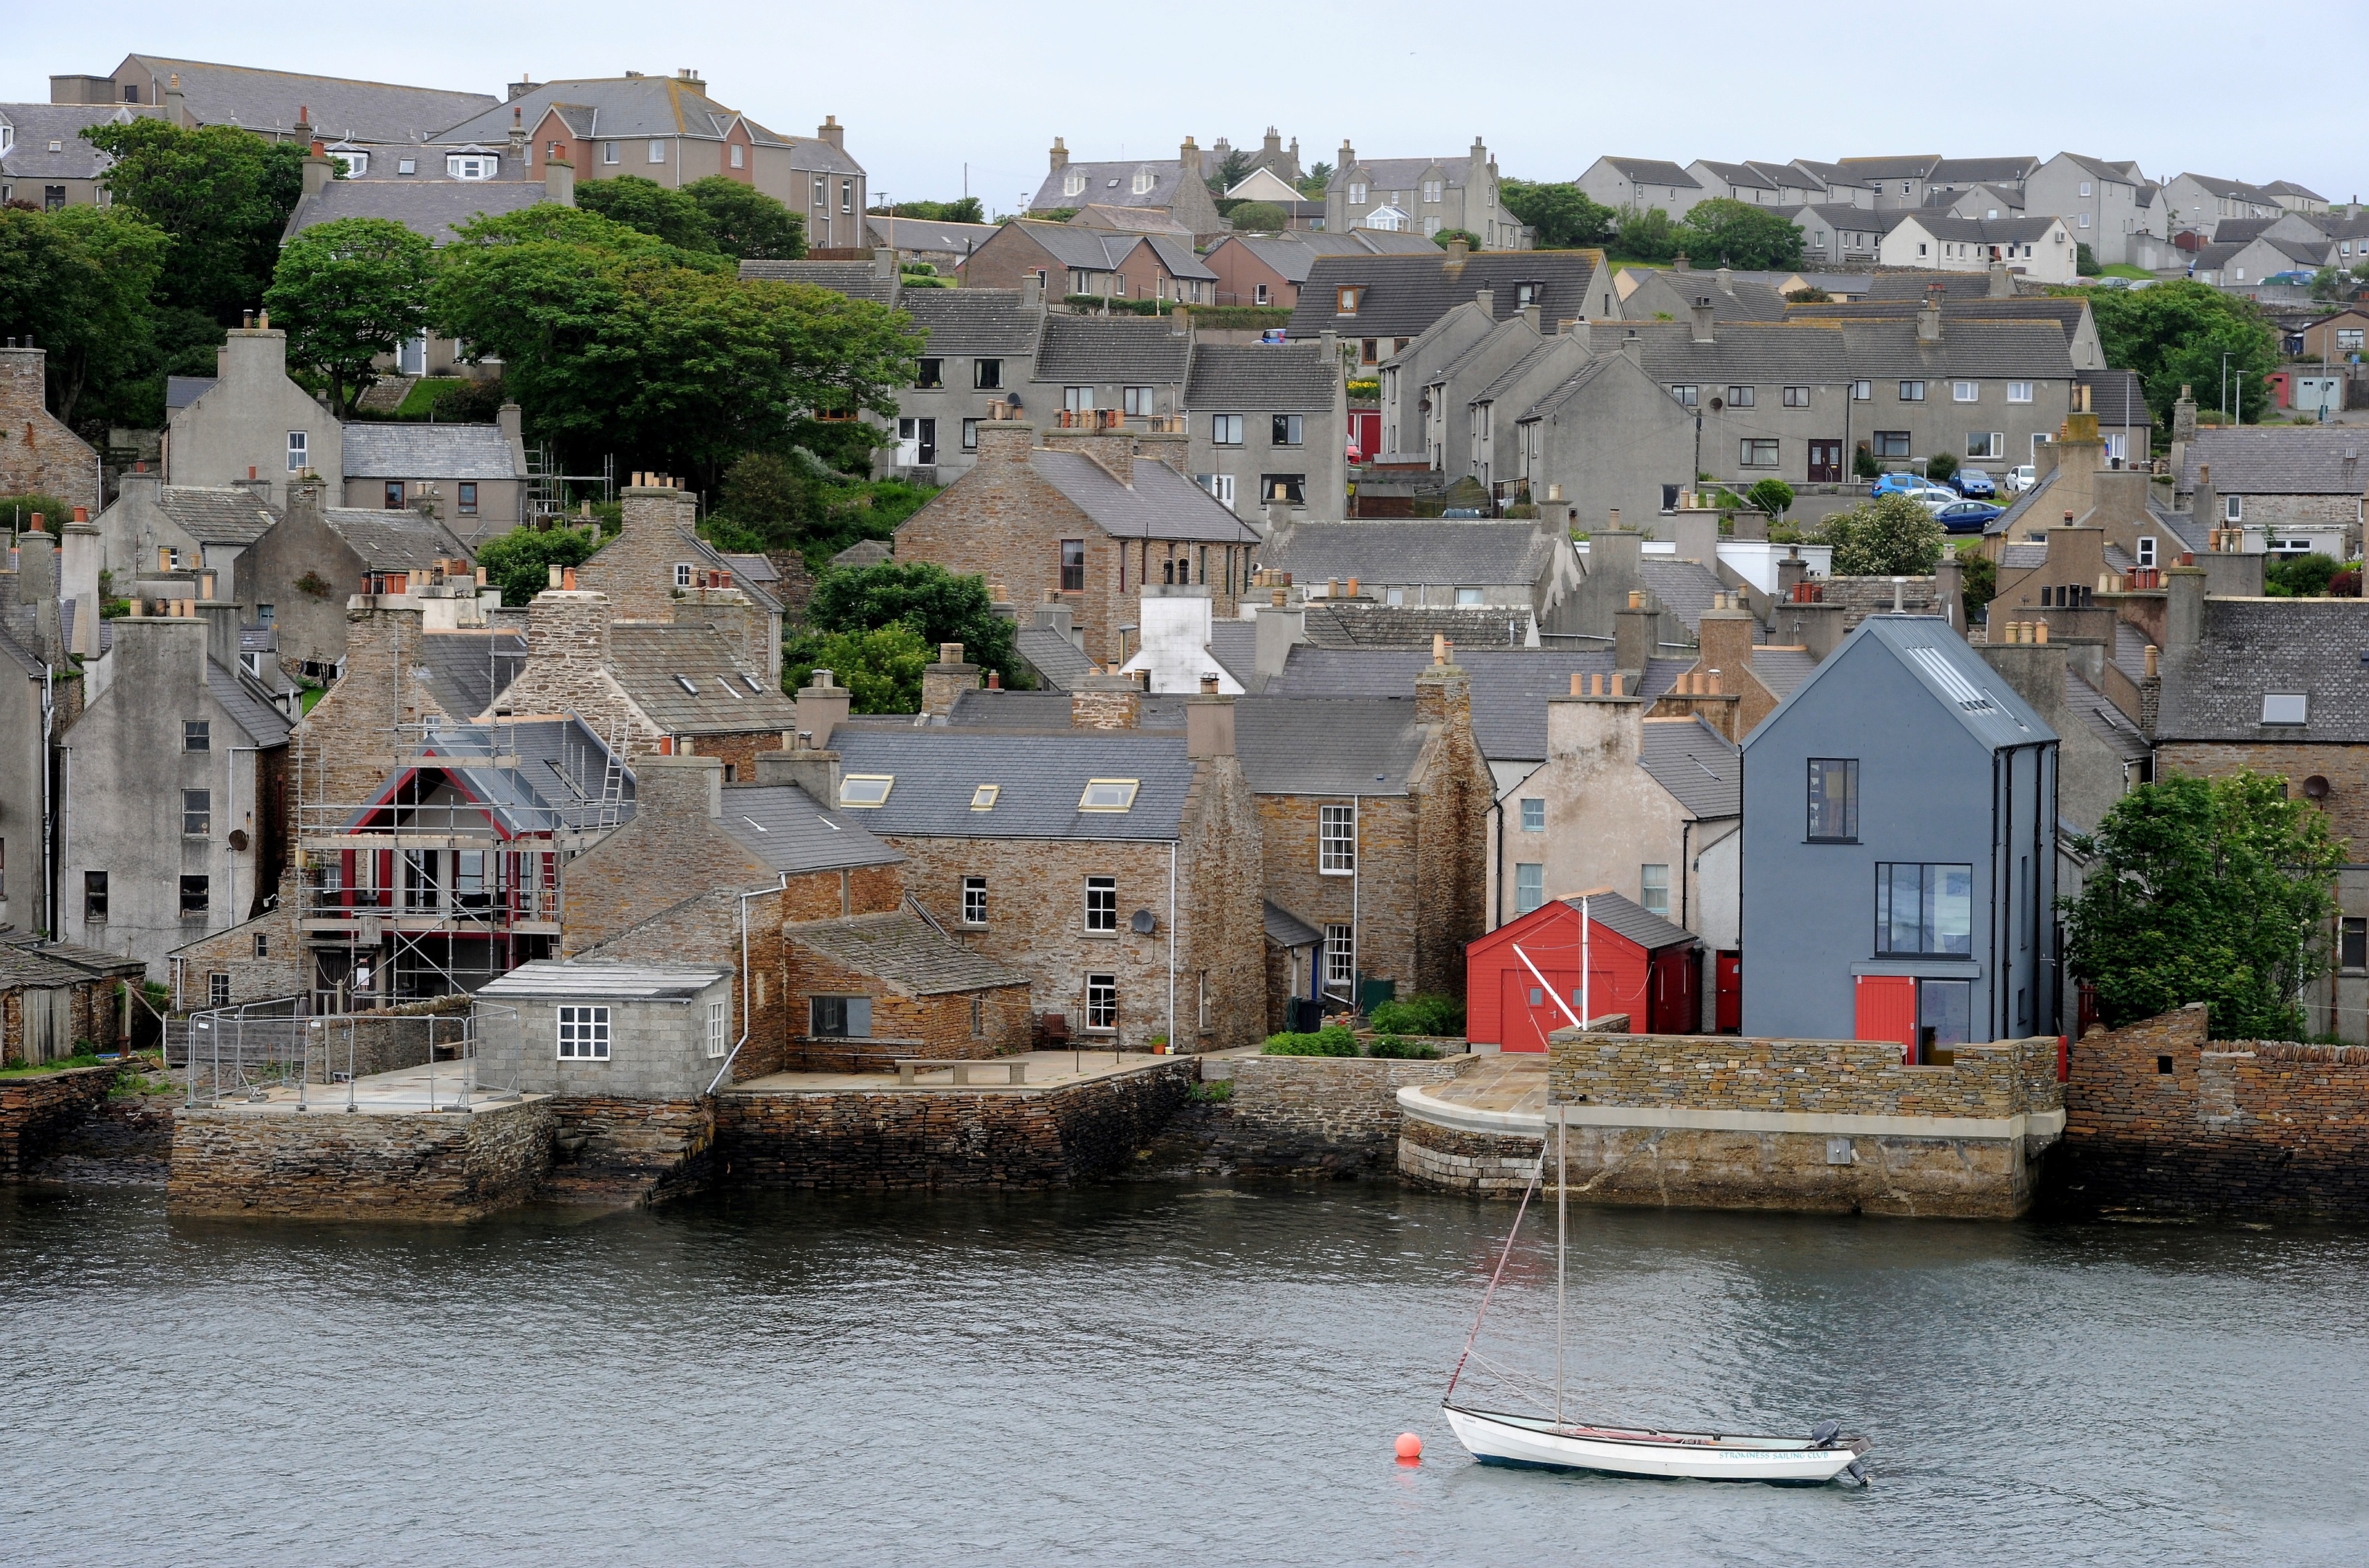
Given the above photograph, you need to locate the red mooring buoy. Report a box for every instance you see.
[1395,1432,1423,1462]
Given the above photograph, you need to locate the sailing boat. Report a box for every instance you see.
[1441,897,1872,1485]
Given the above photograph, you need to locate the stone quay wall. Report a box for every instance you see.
[2055,1003,2369,1219]
[1547,1028,2064,1120]
[714,1060,1193,1190]
[0,1064,120,1177]
[1223,1055,1469,1176]
[540,1095,715,1206]
[166,1098,555,1220]
[1398,1116,1543,1199]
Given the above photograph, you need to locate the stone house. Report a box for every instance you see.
[892,420,1260,669]
[1741,616,2060,1052]
[574,480,784,686]
[825,701,1265,1053]
[61,602,292,983]
[2177,428,2367,556]
[487,583,797,774]
[92,470,280,608]
[165,324,343,507]
[231,479,473,681]
[1200,229,1440,309]
[1181,338,1346,522]
[1327,139,1527,249]
[52,54,494,144]
[959,221,1212,303]
[339,417,531,547]
[1029,136,1226,240]
[1254,520,1578,623]
[0,343,100,520]
[1489,684,1741,1018]
[1285,248,1615,369]
[0,931,144,1064]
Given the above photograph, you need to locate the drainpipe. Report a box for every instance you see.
[1350,793,1361,1009]
[1167,842,1177,1049]
[706,873,787,1094]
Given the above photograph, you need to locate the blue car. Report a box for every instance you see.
[1870,472,1925,497]
[1932,499,2003,534]
[1952,467,1997,499]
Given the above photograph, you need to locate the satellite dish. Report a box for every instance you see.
[227,829,250,852]
[1708,396,1725,411]
[1129,908,1157,936]
[2304,775,2331,800]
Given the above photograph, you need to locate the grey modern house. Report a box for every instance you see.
[1740,616,2058,1054]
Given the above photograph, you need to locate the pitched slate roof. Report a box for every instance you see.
[125,55,497,144]
[1284,250,1607,341]
[828,730,1194,839]
[788,911,1026,995]
[865,215,1001,254]
[1834,155,1944,181]
[1599,158,1700,189]
[436,75,785,147]
[1030,157,1201,215]
[735,259,899,304]
[342,423,523,480]
[1838,318,2076,380]
[1557,889,1697,952]
[1183,342,1337,412]
[1621,268,1790,324]
[1586,319,1848,384]
[1637,558,1726,634]
[2179,428,2369,494]
[1861,271,2016,301]
[1522,355,1619,423]
[166,376,217,411]
[1473,340,1565,405]
[1234,695,1426,795]
[1638,716,1740,817]
[902,290,1043,354]
[1789,295,2092,351]
[1750,645,1815,698]
[715,783,901,873]
[2064,667,2150,765]
[420,628,526,716]
[322,508,471,569]
[284,178,548,245]
[1752,615,2052,754]
[1928,156,2041,185]
[1340,157,1471,192]
[1139,234,1217,282]
[206,659,293,746]
[1033,315,1191,383]
[1212,234,1328,285]
[1028,449,1259,544]
[1264,901,1321,947]
[608,624,797,734]
[0,102,154,181]
[1694,160,1777,192]
[158,486,280,546]
[1069,205,1192,237]
[2077,369,2154,429]
[1300,601,1538,649]
[1016,625,1094,690]
[2156,600,2369,744]
[1256,520,1557,589]
[1268,648,1693,761]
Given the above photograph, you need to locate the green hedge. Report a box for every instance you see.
[1364,1034,1441,1060]
[1261,1025,1359,1056]
[1367,993,1464,1037]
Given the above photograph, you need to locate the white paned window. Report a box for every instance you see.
[706,1000,727,1058]
[963,877,987,925]
[1085,875,1117,931]
[287,430,309,473]
[2007,381,2032,403]
[730,144,744,170]
[647,139,666,163]
[557,1005,611,1060]
[1319,804,1355,873]
[1640,864,1670,918]
[1085,973,1117,1030]
[1515,863,1544,914]
[1952,381,1979,401]
[1325,924,1355,986]
[1212,414,1244,445]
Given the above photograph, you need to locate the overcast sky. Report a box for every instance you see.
[13,3,2367,212]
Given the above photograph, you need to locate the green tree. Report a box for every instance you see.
[2081,280,2280,427]
[1228,201,1288,232]
[2076,242,2100,277]
[576,174,716,251]
[1297,161,1333,200]
[1674,199,1804,271]
[1434,227,1483,251]
[0,203,167,426]
[2063,772,2344,1038]
[1206,149,1252,197]
[1744,477,1795,519]
[262,216,433,415]
[1853,444,1881,480]
[1925,449,1960,484]
[1954,542,1997,623]
[1816,493,1944,574]
[473,523,604,609]
[431,205,916,481]
[713,449,826,548]
[807,560,1022,685]
[1615,205,1681,263]
[1785,285,1832,303]
[784,621,933,712]
[81,119,308,322]
[2264,552,2341,597]
[1499,180,1618,249]
[868,197,984,226]
[685,176,806,260]
[0,493,75,533]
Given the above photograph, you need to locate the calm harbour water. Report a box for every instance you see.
[4,1181,2365,1567]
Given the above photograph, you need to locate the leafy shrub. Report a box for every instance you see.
[1229,201,1288,232]
[1925,450,1960,484]
[1363,1034,1440,1060]
[2265,552,2341,597]
[0,492,73,531]
[1188,1079,1234,1103]
[431,376,507,422]
[1853,444,1881,480]
[1368,992,1464,1037]
[1261,1026,1358,1056]
[1434,228,1484,251]
[1745,477,1795,518]
[1816,493,1944,576]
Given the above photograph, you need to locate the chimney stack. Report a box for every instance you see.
[1690,296,1715,343]
[1917,288,1944,341]
[919,642,979,719]
[793,669,853,750]
[1186,689,1236,759]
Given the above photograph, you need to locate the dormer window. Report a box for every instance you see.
[330,149,368,176]
[839,775,894,808]
[447,153,497,180]
[1064,171,1085,197]
[1131,166,1155,195]
[1336,286,1363,316]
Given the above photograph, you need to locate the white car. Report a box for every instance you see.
[2003,465,2036,494]
[1903,485,1961,510]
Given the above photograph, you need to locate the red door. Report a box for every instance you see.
[1854,975,1916,1062]
[1715,952,1742,1033]
[1500,971,1558,1052]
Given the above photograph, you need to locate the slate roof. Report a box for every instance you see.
[1267,648,1692,761]
[436,75,785,147]
[0,931,146,987]
[1030,157,1201,214]
[1787,295,2092,348]
[0,103,153,181]
[828,730,1194,840]
[1838,318,2076,380]
[1834,155,1944,181]
[1257,521,1557,590]
[1694,160,1778,192]
[1620,268,1790,324]
[1183,341,1338,412]
[1599,158,1700,189]
[1206,620,1257,684]
[736,259,898,304]
[322,508,471,569]
[124,55,497,144]
[342,423,523,480]
[719,553,778,584]
[1586,319,1848,385]
[1069,205,1195,237]
[1861,271,2018,301]
[866,215,1000,254]
[902,290,1043,355]
[1986,467,2060,538]
[2052,153,2144,185]
[1234,695,1426,796]
[420,629,526,716]
[715,783,901,873]
[608,624,797,734]
[1928,156,2041,185]
[1212,234,1329,285]
[480,960,722,1002]
[206,659,293,746]
[1284,251,1608,341]
[1028,449,1259,545]
[993,221,1141,275]
[165,376,217,411]
[1263,901,1321,947]
[1473,340,1565,406]
[1522,355,1618,422]
[1340,157,1473,192]
[788,911,1026,995]
[1016,625,1093,690]
[2179,428,2369,494]
[158,487,279,546]
[1637,716,1740,818]
[2156,600,2369,744]
[1637,558,1726,634]
[1750,645,1815,698]
[1750,616,2053,754]
[2064,668,2150,765]
[1300,602,1538,649]
[1555,889,1697,952]
[2078,369,2154,429]
[1140,234,1218,282]
[1033,315,1191,383]
[284,179,548,245]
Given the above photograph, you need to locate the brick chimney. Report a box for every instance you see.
[974,419,1035,469]
[1695,595,1756,693]
[301,139,335,200]
[920,641,979,719]
[1041,425,1133,486]
[636,751,725,821]
[818,115,844,151]
[793,668,852,748]
[1071,671,1143,730]
[1690,296,1715,343]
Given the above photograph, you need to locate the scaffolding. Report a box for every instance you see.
[181,997,523,1111]
[525,444,615,525]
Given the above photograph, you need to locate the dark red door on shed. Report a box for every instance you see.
[1715,951,1742,1034]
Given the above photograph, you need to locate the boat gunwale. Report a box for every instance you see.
[1445,1401,1870,1455]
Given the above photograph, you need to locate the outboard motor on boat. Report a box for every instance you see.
[1809,1420,1840,1450]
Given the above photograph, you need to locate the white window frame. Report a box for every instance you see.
[447,154,497,181]
[1085,875,1118,933]
[647,139,666,164]
[1064,171,1086,198]
[287,430,309,473]
[674,563,694,588]
[2225,496,2243,521]
[706,1000,727,1058]
[729,143,744,170]
[1085,973,1118,1031]
[2136,536,2157,568]
[1952,381,1980,402]
[1851,379,1872,401]
[1324,924,1355,987]
[1514,863,1544,915]
[962,876,987,926]
[1520,799,1545,833]
[1319,803,1356,874]
[602,142,619,165]
[1640,864,1671,918]
[557,1005,611,1061]
[2007,381,2032,404]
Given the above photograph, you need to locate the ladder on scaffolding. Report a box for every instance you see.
[595,723,629,830]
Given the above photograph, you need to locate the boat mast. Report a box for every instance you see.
[1559,896,1587,1427]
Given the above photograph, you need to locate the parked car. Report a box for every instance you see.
[2003,465,2036,494]
[1870,472,1924,497]
[1932,499,2004,534]
[2262,270,2316,288]
[1952,467,1997,499]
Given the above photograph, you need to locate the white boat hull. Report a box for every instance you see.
[1443,1403,1869,1484]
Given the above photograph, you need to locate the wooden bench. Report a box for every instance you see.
[894,1058,1028,1087]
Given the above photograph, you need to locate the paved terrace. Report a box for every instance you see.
[192,1062,545,1116]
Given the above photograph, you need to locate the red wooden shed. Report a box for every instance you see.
[1466,890,1700,1051]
